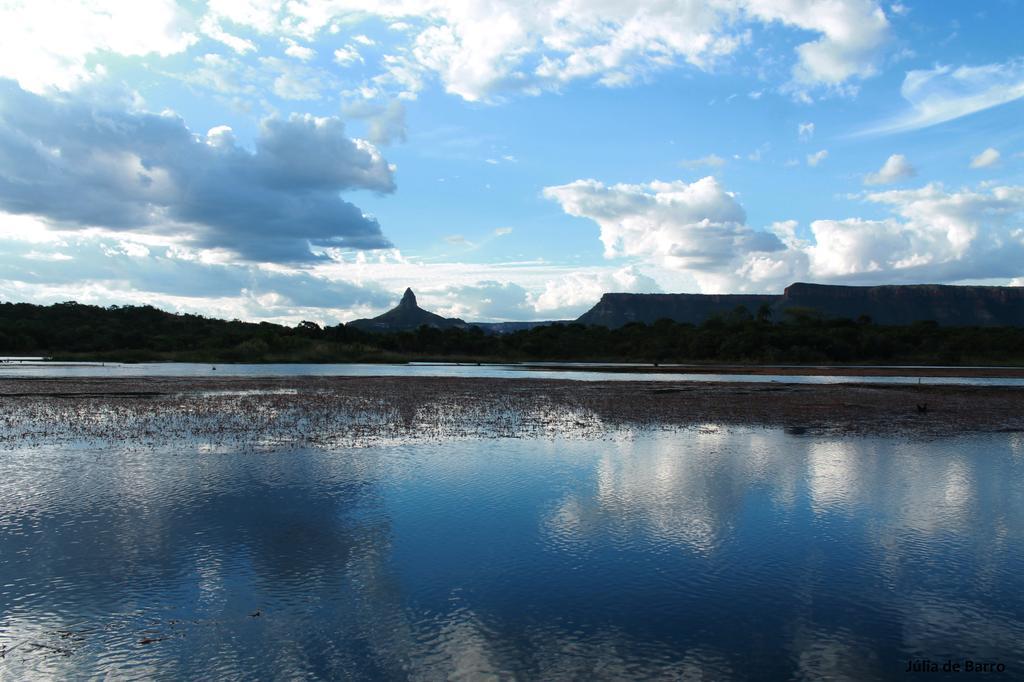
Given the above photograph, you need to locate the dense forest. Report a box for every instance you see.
[2,300,1024,365]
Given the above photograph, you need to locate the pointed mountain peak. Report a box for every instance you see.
[347,286,469,331]
[400,287,417,308]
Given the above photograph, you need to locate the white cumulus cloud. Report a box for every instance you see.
[431,280,534,320]
[807,184,1024,281]
[202,0,892,103]
[284,39,316,61]
[970,147,1000,169]
[806,149,829,166]
[864,153,915,185]
[743,0,890,89]
[0,0,197,92]
[200,15,257,54]
[531,266,661,317]
[334,45,363,66]
[544,177,790,292]
[0,1,897,104]
[546,174,1024,292]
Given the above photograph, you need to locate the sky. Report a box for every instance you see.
[1,0,1023,325]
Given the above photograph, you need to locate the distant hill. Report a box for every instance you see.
[780,283,1024,326]
[348,288,465,332]
[471,320,570,334]
[575,282,1024,328]
[347,288,568,334]
[577,293,776,328]
[4,292,1024,365]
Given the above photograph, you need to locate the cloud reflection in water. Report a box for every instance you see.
[0,428,1022,679]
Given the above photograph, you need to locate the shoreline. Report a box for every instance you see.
[2,376,1023,446]
[6,361,1024,379]
[517,363,1024,378]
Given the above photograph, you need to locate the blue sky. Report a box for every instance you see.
[1,0,1023,323]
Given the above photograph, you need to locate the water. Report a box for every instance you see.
[2,361,1024,386]
[1,429,1022,679]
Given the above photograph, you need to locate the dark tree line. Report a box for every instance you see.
[2,301,1024,365]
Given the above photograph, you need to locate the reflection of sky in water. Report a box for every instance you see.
[4,361,1024,385]
[1,430,1022,679]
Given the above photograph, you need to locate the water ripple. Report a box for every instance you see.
[1,430,1022,679]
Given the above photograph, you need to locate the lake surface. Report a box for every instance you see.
[3,360,1024,386]
[1,428,1022,679]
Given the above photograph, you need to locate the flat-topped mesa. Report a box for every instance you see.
[576,292,775,328]
[781,282,1024,326]
[574,283,1024,328]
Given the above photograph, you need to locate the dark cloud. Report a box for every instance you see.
[0,80,395,262]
